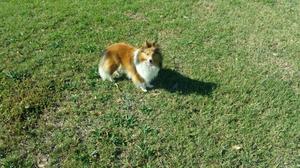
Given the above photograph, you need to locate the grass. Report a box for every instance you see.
[0,0,299,167]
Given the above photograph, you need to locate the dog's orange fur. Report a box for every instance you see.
[99,41,162,87]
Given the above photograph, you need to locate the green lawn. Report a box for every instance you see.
[1,0,299,167]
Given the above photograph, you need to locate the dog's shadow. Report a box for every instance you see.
[152,69,217,95]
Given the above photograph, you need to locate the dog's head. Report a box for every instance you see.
[138,41,162,68]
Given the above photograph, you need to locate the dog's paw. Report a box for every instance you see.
[140,87,147,92]
[138,83,147,92]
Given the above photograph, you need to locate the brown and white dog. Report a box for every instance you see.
[98,41,162,92]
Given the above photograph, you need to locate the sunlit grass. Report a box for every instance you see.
[0,0,299,167]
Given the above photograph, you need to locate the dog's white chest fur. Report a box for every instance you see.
[134,49,159,83]
[136,63,159,83]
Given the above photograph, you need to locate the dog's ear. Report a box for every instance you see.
[153,41,160,48]
[143,41,153,48]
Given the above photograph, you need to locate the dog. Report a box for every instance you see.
[98,41,162,92]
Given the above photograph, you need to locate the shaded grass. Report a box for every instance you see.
[1,0,300,167]
[154,68,217,95]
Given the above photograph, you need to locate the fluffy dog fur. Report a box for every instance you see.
[98,41,162,92]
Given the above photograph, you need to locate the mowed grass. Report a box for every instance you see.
[0,0,299,167]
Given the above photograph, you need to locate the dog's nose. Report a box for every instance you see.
[149,59,153,63]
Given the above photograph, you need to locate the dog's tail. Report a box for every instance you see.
[98,49,114,81]
[98,49,106,78]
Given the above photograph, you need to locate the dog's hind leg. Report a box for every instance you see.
[113,65,124,78]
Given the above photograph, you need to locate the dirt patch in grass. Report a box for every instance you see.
[269,56,296,81]
[124,11,147,21]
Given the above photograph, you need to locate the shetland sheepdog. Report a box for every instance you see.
[98,41,162,92]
